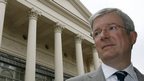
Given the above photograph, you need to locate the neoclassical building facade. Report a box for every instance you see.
[0,0,101,81]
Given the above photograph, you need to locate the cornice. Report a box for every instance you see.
[38,0,91,32]
[68,0,92,20]
[0,0,7,4]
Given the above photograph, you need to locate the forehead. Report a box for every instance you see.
[93,12,124,30]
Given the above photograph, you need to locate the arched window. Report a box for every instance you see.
[1,69,13,78]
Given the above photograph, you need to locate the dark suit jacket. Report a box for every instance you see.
[66,66,144,81]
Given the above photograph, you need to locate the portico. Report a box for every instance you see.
[0,0,101,81]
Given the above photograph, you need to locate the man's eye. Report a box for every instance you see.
[109,25,117,30]
[95,32,99,36]
[94,31,100,36]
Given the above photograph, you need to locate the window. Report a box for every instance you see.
[0,62,24,81]
[0,52,72,81]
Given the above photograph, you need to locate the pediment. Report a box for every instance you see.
[53,0,91,22]
[53,0,91,21]
[39,0,92,31]
[40,0,91,23]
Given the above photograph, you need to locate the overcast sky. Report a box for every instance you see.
[80,0,144,73]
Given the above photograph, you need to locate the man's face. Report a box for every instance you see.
[92,12,137,63]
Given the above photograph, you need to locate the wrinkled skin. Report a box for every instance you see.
[92,12,137,70]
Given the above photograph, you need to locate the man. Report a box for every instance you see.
[66,8,144,81]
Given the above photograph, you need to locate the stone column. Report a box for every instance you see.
[54,23,64,81]
[92,45,100,70]
[75,35,84,75]
[0,0,7,47]
[25,8,40,81]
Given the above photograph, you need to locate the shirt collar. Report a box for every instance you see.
[102,63,137,79]
[102,63,118,79]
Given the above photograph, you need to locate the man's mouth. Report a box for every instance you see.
[102,44,115,49]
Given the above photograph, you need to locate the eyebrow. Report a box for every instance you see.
[93,23,118,30]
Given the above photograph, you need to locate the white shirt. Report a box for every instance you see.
[102,63,138,81]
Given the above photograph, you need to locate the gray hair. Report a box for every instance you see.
[89,8,135,32]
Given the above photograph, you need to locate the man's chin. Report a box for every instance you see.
[100,53,117,61]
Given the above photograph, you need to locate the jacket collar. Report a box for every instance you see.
[87,66,106,81]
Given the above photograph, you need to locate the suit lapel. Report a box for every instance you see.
[87,66,106,81]
[134,67,144,81]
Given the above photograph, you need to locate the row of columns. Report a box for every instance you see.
[0,1,100,81]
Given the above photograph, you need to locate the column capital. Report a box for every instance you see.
[29,8,41,20]
[0,0,7,4]
[54,22,64,33]
[92,44,96,49]
[92,45,97,52]
[75,34,83,43]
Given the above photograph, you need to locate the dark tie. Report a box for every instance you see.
[113,71,128,81]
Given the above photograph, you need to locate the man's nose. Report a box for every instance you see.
[100,30,110,40]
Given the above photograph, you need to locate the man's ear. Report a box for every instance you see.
[130,31,137,44]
